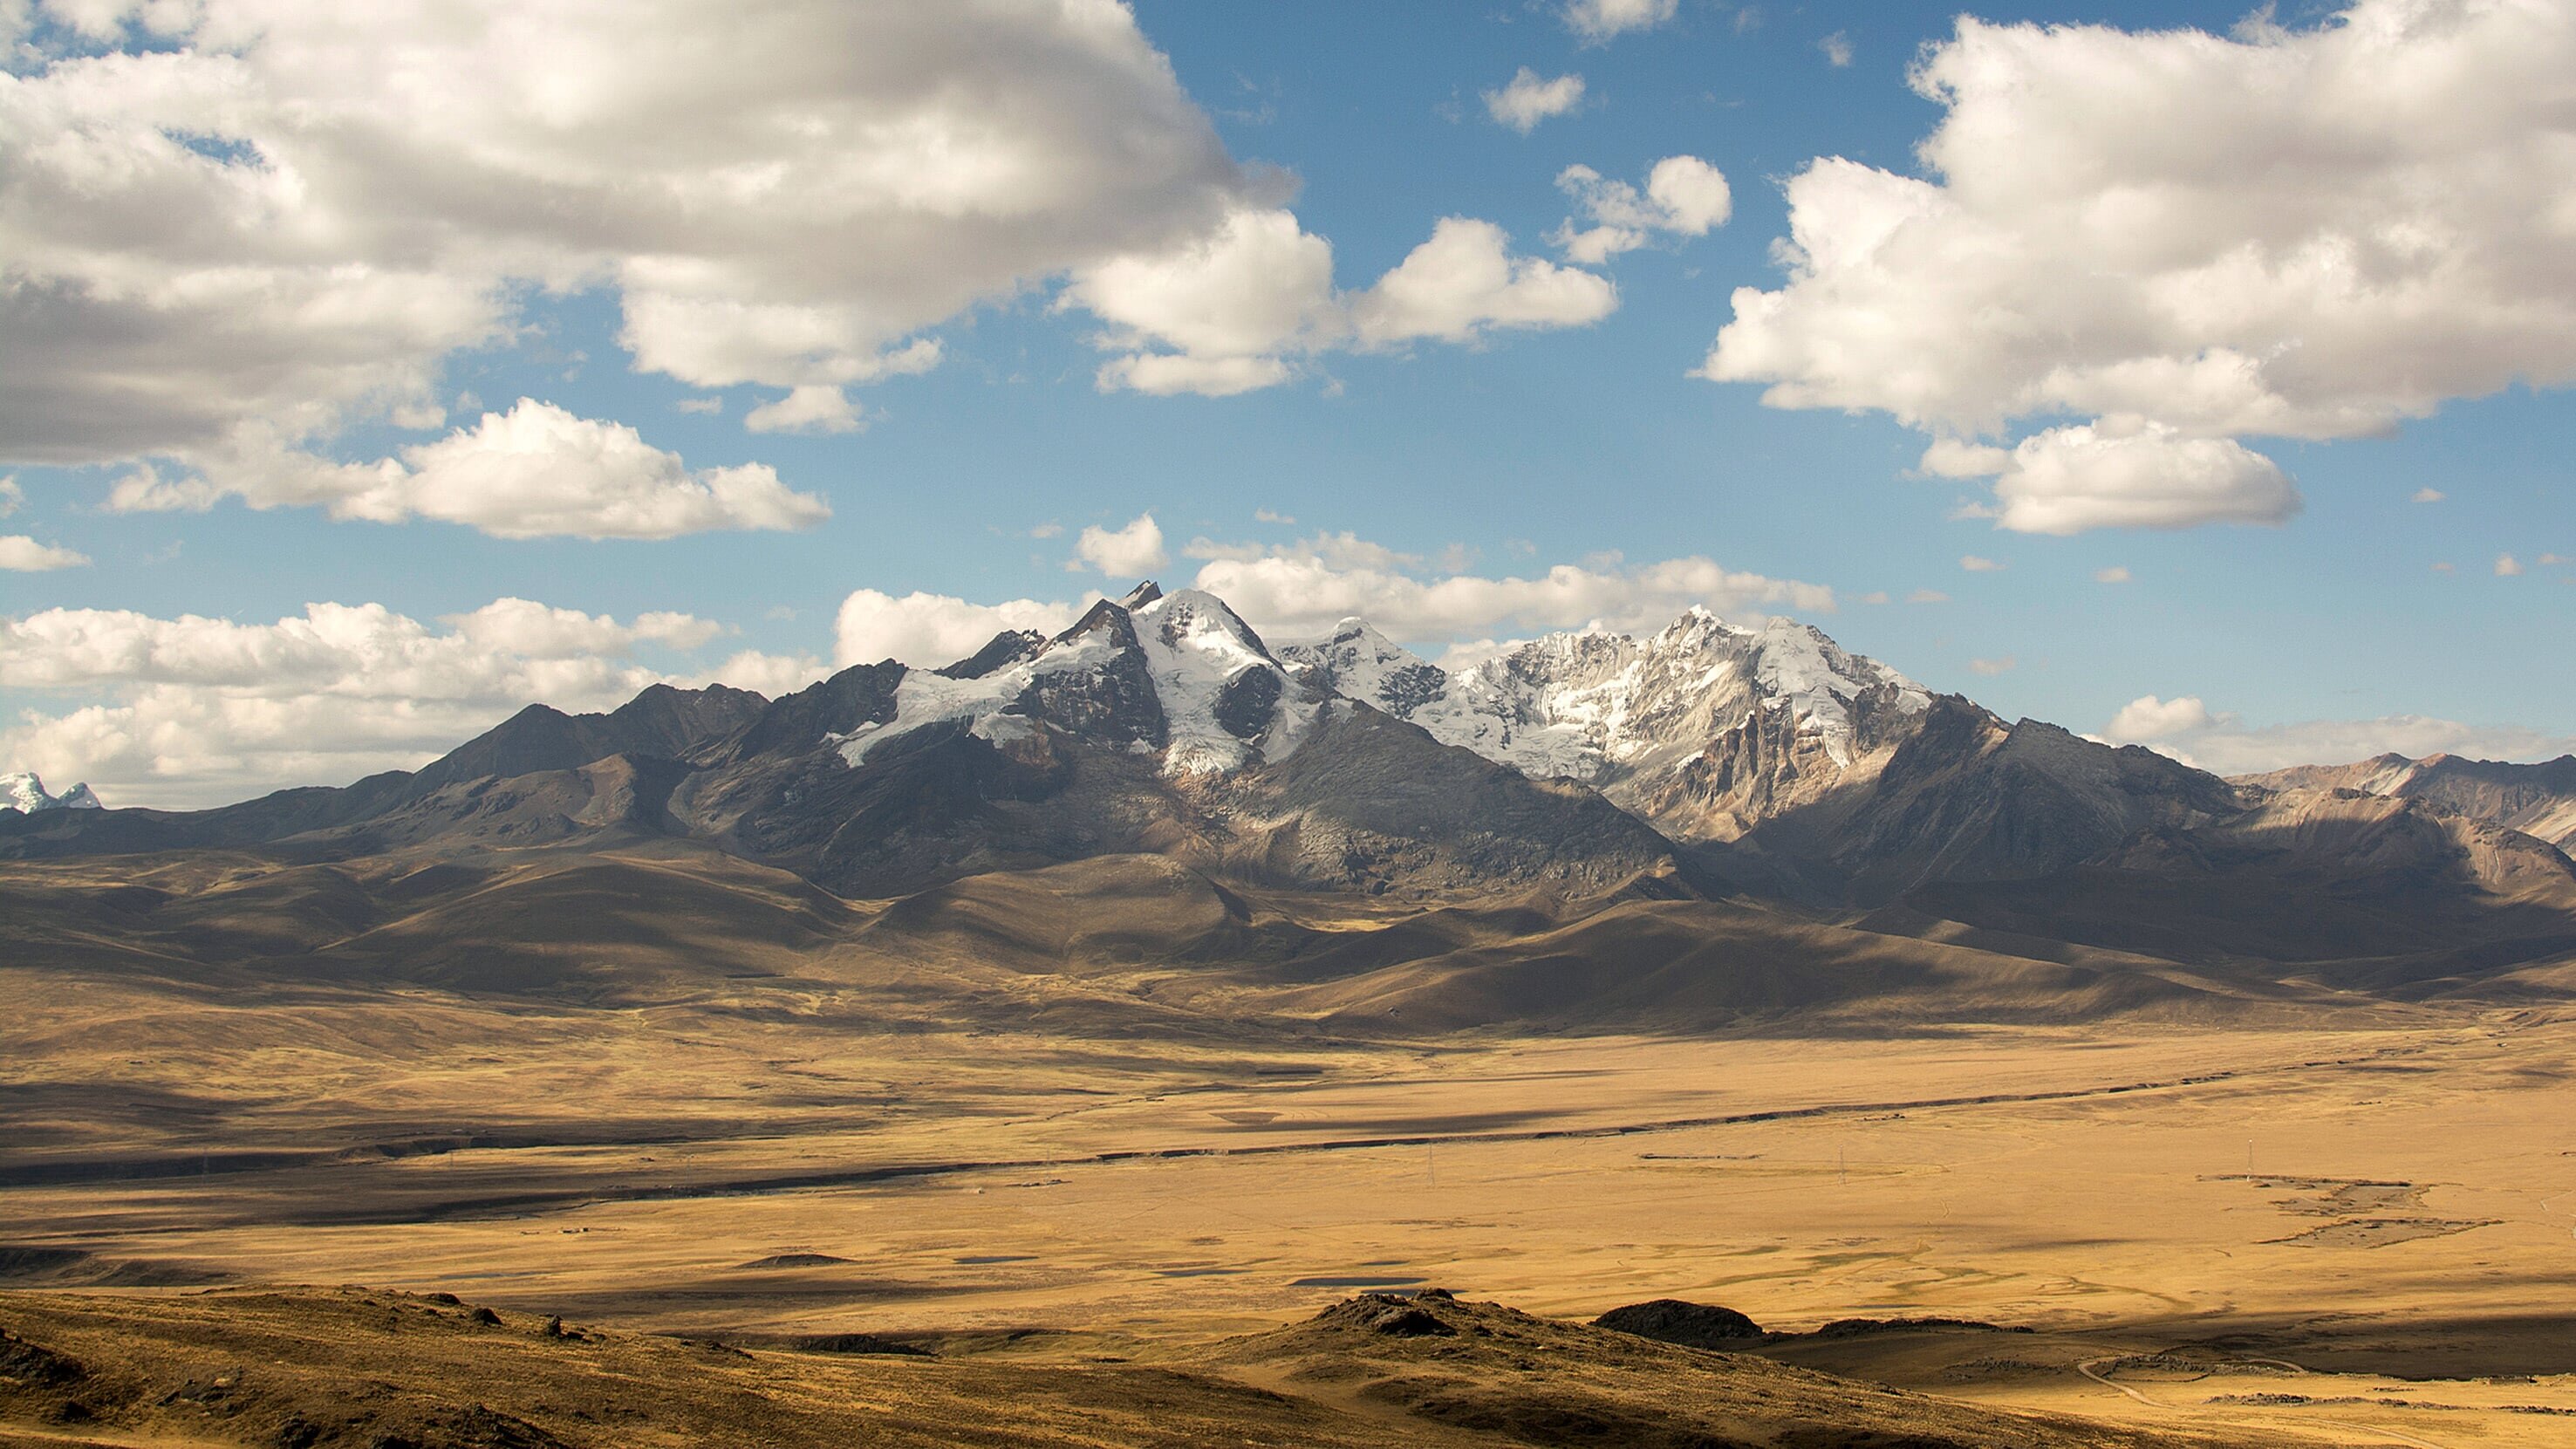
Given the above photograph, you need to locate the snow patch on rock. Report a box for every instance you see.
[834,631,1117,765]
[832,589,1315,777]
[1281,605,1926,780]
[1132,589,1315,775]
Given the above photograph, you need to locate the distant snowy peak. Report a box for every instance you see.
[3,773,102,814]
[1742,616,1929,763]
[1131,587,1319,774]
[1281,605,1926,783]
[1276,619,1452,718]
[828,588,1923,803]
[837,586,1316,777]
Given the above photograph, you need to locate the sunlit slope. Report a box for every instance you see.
[0,1285,2268,1449]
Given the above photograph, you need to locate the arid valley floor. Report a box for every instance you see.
[8,850,2575,1446]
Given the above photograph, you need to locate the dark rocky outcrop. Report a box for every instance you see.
[935,630,1047,681]
[1593,1299,1766,1349]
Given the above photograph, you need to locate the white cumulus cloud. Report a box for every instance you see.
[743,386,865,436]
[1484,68,1586,133]
[1563,0,1677,43]
[3,0,1253,468]
[1350,218,1618,347]
[1185,531,1835,644]
[1073,512,1170,578]
[1068,207,1341,396]
[1701,3,2576,532]
[1953,420,2299,536]
[0,535,90,571]
[1096,353,1293,398]
[832,589,1085,669]
[2102,694,2216,742]
[1551,156,1732,263]
[106,400,830,539]
[1071,208,1616,394]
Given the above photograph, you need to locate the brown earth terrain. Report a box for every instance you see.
[7,837,2576,1446]
[4,851,2576,1433]
[2,1284,2305,1449]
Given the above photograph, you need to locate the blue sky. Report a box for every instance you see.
[3,0,2570,805]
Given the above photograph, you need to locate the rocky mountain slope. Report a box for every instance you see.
[2240,752,2576,849]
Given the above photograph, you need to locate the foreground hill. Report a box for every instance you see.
[0,1285,2270,1449]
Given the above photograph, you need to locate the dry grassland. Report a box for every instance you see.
[8,977,2575,1446]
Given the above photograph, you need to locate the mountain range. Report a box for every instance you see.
[2238,751,2576,850]
[7,583,2573,1025]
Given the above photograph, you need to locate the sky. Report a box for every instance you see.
[3,0,2572,808]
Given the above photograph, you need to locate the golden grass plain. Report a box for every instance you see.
[9,981,2576,1446]
[7,847,2576,1445]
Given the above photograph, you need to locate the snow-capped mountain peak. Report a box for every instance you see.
[824,586,1927,830]
[1286,607,1923,774]
[1276,618,1451,719]
[835,623,1128,765]
[1130,588,1317,774]
[3,772,103,814]
[835,587,1315,778]
[1278,605,1933,839]
[1746,617,1929,766]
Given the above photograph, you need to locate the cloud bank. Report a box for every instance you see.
[1,0,1254,471]
[1180,531,1834,643]
[2101,694,2576,777]
[3,598,821,808]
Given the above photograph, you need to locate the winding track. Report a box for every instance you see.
[2073,1356,2454,1449]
